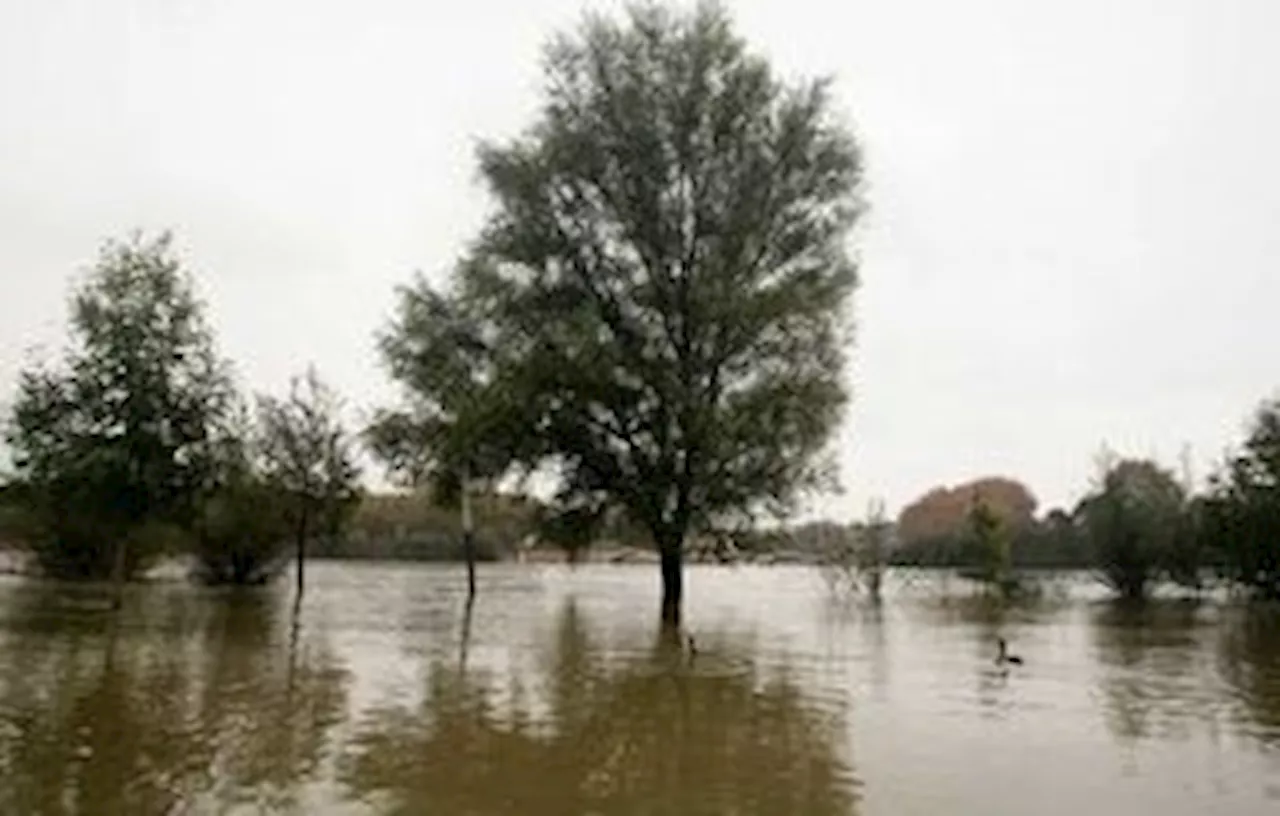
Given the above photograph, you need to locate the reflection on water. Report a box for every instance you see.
[0,566,1276,815]
[0,583,349,814]
[1217,603,1280,747]
[341,599,858,815]
[1091,600,1222,745]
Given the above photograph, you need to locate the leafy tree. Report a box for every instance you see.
[405,0,864,624]
[257,367,362,598]
[1202,397,1280,599]
[1076,457,1186,600]
[367,267,533,595]
[965,493,1012,589]
[3,231,235,582]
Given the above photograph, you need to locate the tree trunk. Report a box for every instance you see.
[660,542,683,628]
[459,592,475,672]
[110,537,128,611]
[295,509,308,601]
[461,463,476,599]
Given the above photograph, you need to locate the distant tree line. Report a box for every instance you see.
[319,490,540,563]
[809,410,1280,601]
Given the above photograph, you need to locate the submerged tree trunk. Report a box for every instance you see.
[461,463,476,600]
[110,537,128,611]
[459,592,475,672]
[660,542,684,628]
[295,509,308,601]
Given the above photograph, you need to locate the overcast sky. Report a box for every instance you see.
[2,0,1277,520]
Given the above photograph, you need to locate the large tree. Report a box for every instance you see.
[406,1,864,624]
[4,231,235,582]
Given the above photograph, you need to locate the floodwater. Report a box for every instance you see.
[0,564,1277,815]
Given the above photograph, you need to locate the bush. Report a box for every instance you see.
[191,479,293,585]
[1077,458,1186,600]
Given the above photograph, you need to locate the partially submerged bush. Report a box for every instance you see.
[191,479,292,585]
[1077,458,1186,600]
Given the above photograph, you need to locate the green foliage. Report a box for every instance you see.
[1201,397,1280,598]
[191,476,292,585]
[3,231,235,580]
[257,368,363,560]
[385,0,863,574]
[1165,495,1211,592]
[188,369,361,585]
[965,495,1011,587]
[1076,457,1187,600]
[0,480,38,548]
[367,266,533,505]
[187,404,291,585]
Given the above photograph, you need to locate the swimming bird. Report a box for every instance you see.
[996,637,1023,666]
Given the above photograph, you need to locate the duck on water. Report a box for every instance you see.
[996,637,1023,666]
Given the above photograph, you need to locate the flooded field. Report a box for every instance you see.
[0,563,1276,814]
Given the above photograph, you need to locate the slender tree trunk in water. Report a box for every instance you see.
[660,543,683,628]
[459,593,475,673]
[110,537,128,610]
[461,463,476,600]
[287,599,301,695]
[295,510,308,602]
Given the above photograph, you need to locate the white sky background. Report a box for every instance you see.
[1,0,1277,521]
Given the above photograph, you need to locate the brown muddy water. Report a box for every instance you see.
[0,563,1276,815]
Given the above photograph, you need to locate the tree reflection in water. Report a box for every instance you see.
[0,585,350,813]
[1090,600,1222,745]
[191,592,350,811]
[1216,603,1280,748]
[341,599,860,815]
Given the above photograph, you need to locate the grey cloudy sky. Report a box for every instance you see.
[2,0,1277,521]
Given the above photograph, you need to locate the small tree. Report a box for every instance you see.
[258,367,362,599]
[966,493,1012,591]
[367,268,530,597]
[4,231,235,586]
[419,0,864,625]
